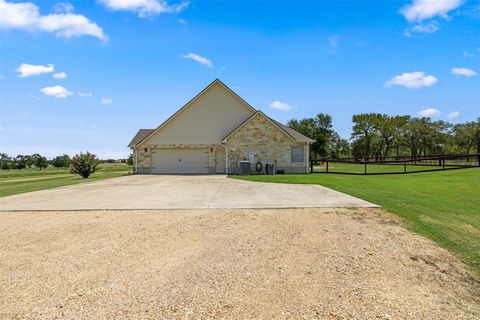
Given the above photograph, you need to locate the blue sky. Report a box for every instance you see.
[1,0,479,159]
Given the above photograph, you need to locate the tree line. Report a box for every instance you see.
[0,153,133,171]
[288,114,480,160]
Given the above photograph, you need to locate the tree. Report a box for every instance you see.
[0,153,12,170]
[52,154,71,169]
[351,113,378,160]
[70,152,99,178]
[288,113,336,159]
[33,155,48,170]
[453,121,477,154]
[373,114,410,159]
[127,153,133,166]
[329,133,351,158]
[14,155,28,170]
[21,155,34,169]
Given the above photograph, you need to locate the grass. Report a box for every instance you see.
[0,163,131,197]
[232,168,480,274]
[312,161,472,174]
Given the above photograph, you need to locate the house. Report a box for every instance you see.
[128,79,314,174]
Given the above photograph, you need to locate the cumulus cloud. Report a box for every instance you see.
[400,0,464,22]
[52,72,67,79]
[99,0,189,17]
[16,63,54,77]
[78,91,92,97]
[451,67,477,77]
[40,85,73,98]
[270,100,293,111]
[418,108,441,117]
[180,53,213,68]
[0,0,107,41]
[101,98,112,105]
[385,71,438,89]
[448,111,461,119]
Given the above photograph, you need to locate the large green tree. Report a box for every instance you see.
[288,113,336,159]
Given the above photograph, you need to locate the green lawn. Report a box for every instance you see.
[232,168,480,274]
[0,163,131,197]
[312,161,473,174]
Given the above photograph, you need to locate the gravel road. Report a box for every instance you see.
[1,208,478,319]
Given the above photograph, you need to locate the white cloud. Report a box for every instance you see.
[270,100,293,111]
[100,0,189,17]
[404,21,439,36]
[448,111,461,119]
[54,2,75,14]
[16,63,54,77]
[40,85,73,98]
[180,53,213,68]
[418,108,441,117]
[400,0,464,22]
[451,67,477,77]
[101,98,112,105]
[385,71,438,89]
[52,72,67,79]
[78,91,92,97]
[0,0,107,41]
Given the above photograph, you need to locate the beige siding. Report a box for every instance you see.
[139,82,255,146]
[226,113,309,174]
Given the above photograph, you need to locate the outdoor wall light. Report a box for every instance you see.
[144,147,148,153]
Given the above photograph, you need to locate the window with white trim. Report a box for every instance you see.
[291,146,304,163]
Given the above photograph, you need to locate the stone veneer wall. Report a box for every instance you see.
[226,113,309,174]
[134,144,222,174]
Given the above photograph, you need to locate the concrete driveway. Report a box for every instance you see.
[0,175,376,210]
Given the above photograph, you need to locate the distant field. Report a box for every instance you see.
[0,163,131,197]
[233,168,480,274]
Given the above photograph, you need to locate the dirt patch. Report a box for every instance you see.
[0,208,478,319]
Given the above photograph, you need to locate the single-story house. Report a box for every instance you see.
[128,79,314,174]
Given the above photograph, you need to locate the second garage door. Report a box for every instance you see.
[150,149,208,174]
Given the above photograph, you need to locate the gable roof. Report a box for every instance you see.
[221,111,314,143]
[268,118,315,143]
[130,79,257,148]
[128,129,154,148]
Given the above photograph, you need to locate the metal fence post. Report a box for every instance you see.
[326,160,329,173]
[404,161,407,173]
[364,162,367,175]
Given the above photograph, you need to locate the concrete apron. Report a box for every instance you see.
[0,175,378,211]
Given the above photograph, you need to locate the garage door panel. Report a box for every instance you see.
[151,149,208,174]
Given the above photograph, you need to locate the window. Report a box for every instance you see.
[291,146,304,163]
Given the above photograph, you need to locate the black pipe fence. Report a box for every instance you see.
[310,153,480,175]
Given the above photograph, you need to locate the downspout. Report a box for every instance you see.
[134,147,138,174]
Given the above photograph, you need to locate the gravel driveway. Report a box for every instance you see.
[1,208,478,319]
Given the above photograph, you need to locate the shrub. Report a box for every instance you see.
[70,152,98,178]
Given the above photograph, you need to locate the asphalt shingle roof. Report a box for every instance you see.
[127,129,154,147]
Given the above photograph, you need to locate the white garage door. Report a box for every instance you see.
[151,149,208,174]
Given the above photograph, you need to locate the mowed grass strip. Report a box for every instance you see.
[232,169,480,274]
[0,164,131,197]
